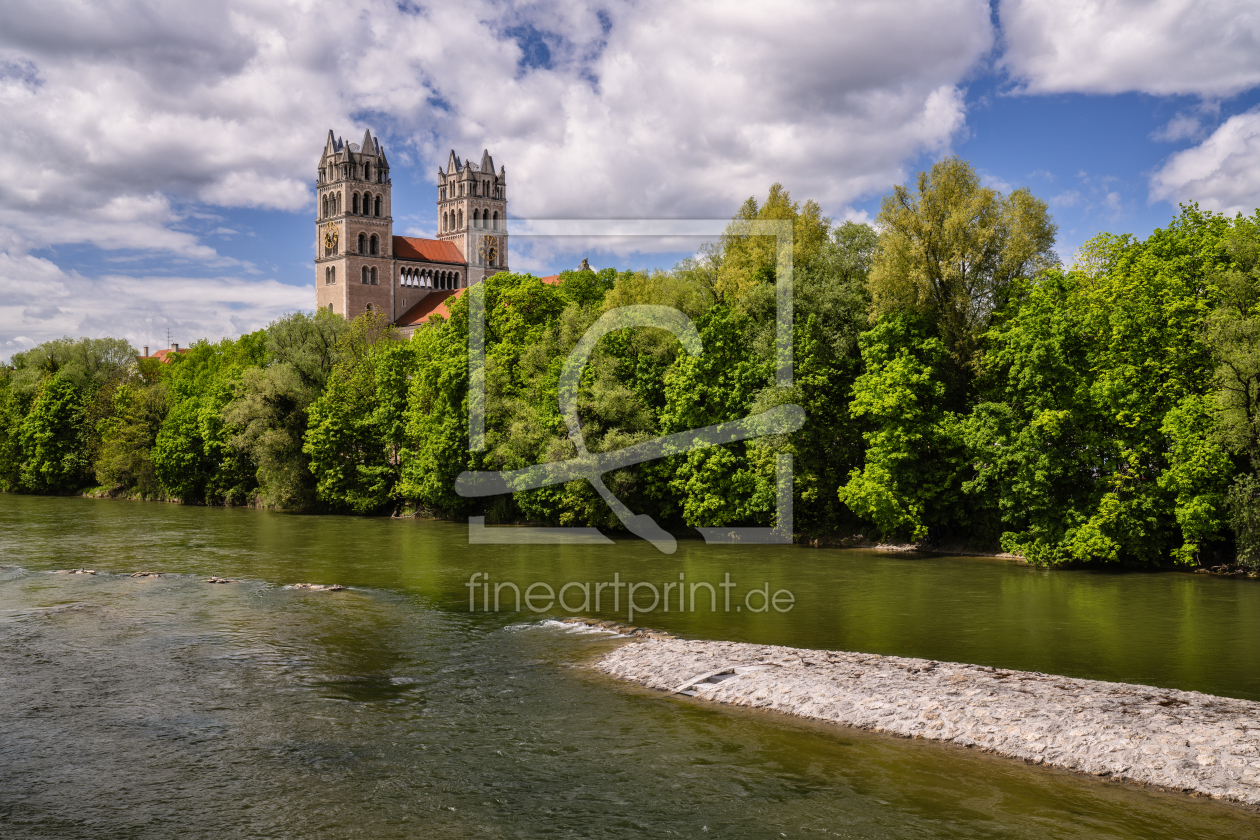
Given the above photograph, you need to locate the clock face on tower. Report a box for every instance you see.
[322,223,338,251]
[478,235,498,264]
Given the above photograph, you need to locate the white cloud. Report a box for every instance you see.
[0,0,993,252]
[1152,114,1206,143]
[1150,108,1260,215]
[0,0,998,344]
[0,252,307,361]
[999,0,1260,96]
[1050,190,1081,208]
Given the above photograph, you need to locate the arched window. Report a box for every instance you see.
[366,303,373,313]
[328,303,333,312]
[358,233,366,254]
[374,195,381,217]
[352,193,360,215]
[370,235,378,256]
[492,211,498,230]
[331,266,335,284]
[322,195,328,218]
[362,266,369,284]
[371,266,378,285]
[364,163,371,181]
[473,209,480,228]
[457,209,463,229]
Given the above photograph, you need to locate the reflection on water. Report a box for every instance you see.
[0,495,1258,838]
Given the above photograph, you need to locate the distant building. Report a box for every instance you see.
[141,343,187,364]
[313,129,509,336]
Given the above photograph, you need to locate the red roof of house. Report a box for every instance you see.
[146,348,188,364]
[393,236,465,264]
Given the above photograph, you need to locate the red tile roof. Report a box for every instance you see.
[394,274,565,330]
[393,236,465,264]
[146,348,188,364]
[396,289,465,327]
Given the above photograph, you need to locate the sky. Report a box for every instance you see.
[2,0,1259,360]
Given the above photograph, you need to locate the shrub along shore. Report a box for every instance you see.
[3,158,1259,569]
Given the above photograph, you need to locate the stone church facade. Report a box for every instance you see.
[313,129,508,333]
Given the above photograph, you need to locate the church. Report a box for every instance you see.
[313,129,508,335]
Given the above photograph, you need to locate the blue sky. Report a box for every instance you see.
[2,0,1259,359]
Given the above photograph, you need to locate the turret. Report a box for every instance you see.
[314,128,395,319]
[435,148,508,284]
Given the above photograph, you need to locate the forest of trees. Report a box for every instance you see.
[2,157,1258,568]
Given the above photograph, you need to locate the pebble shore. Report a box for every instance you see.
[594,633,1260,807]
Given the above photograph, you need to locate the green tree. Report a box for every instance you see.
[838,314,966,540]
[94,382,168,498]
[659,305,775,527]
[150,333,266,504]
[968,206,1236,565]
[1202,212,1260,565]
[713,183,831,303]
[18,372,90,493]
[869,156,1058,369]
[305,314,415,513]
[7,336,136,395]
[220,312,346,509]
[0,367,26,491]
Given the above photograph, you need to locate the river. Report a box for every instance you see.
[1,494,1257,838]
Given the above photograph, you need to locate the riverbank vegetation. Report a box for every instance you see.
[2,158,1258,568]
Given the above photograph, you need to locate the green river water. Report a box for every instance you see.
[2,493,1259,838]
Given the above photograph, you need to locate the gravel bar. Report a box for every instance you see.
[595,636,1260,806]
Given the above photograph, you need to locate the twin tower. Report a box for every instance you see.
[313,129,508,330]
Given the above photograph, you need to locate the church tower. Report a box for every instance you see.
[314,129,394,319]
[437,149,508,285]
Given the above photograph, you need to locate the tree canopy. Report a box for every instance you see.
[2,169,1258,570]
